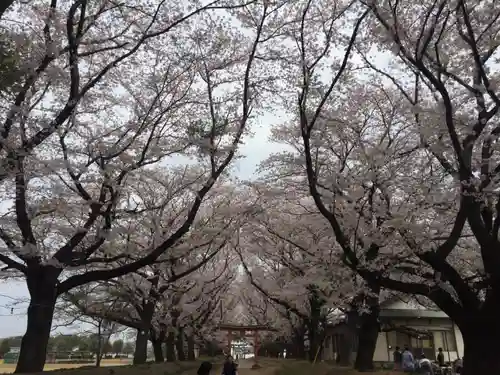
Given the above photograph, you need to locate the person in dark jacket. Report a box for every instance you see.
[437,348,445,367]
[393,346,402,370]
[222,356,237,375]
[453,357,462,374]
[197,361,213,375]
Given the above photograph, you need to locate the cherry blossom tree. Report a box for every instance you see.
[236,183,355,362]
[258,0,500,373]
[0,0,255,182]
[238,282,281,328]
[62,251,236,363]
[267,79,471,369]
[0,0,14,21]
[358,12,500,374]
[54,289,126,366]
[58,185,246,364]
[238,279,308,358]
[0,0,281,371]
[163,254,237,362]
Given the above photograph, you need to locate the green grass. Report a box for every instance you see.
[273,360,400,375]
[0,360,202,375]
[274,361,335,375]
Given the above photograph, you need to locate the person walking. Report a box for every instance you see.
[393,346,403,370]
[453,357,462,374]
[222,356,237,375]
[418,353,434,375]
[402,346,415,373]
[437,348,445,368]
[197,361,213,375]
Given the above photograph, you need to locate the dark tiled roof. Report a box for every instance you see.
[379,309,448,318]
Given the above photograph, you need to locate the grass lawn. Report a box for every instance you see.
[0,360,201,374]
[274,360,400,375]
[0,357,400,375]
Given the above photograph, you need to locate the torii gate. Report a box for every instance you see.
[218,324,277,368]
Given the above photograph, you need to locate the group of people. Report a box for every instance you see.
[393,346,434,374]
[197,355,238,375]
[393,346,462,375]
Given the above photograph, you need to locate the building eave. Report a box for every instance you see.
[379,309,448,319]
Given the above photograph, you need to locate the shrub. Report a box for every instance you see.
[55,359,95,364]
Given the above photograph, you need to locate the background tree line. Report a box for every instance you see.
[0,335,134,358]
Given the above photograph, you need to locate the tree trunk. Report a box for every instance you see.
[96,322,103,367]
[133,329,149,365]
[175,327,186,361]
[152,339,164,363]
[133,301,155,365]
[447,288,500,375]
[187,335,196,360]
[307,326,321,362]
[354,319,379,371]
[307,290,325,362]
[354,301,380,372]
[15,269,59,374]
[337,334,353,366]
[461,335,500,375]
[166,332,176,362]
[461,320,500,375]
[292,331,306,359]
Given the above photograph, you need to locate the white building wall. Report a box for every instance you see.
[325,298,465,363]
[385,299,429,310]
[325,326,464,364]
[373,332,390,362]
[453,323,464,358]
[432,330,460,362]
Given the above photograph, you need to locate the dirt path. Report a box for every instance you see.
[235,360,279,375]
[238,368,277,375]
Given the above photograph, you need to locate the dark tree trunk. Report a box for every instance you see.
[166,332,176,362]
[307,325,321,362]
[337,334,353,366]
[175,327,186,361]
[133,301,155,365]
[354,298,380,372]
[152,339,164,363]
[292,331,306,359]
[354,319,379,371]
[461,332,500,375]
[96,321,103,367]
[460,296,500,375]
[307,288,326,362]
[15,268,59,374]
[133,329,149,365]
[187,335,196,360]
